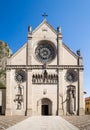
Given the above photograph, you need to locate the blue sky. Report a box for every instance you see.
[0,0,90,97]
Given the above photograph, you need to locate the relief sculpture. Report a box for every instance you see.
[32,70,58,84]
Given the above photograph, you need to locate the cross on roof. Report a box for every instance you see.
[42,12,48,19]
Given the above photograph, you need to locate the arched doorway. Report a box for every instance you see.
[41,98,52,115]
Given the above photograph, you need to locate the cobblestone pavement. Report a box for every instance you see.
[0,116,28,130]
[62,115,90,130]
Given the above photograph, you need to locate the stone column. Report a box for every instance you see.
[26,69,32,115]
[58,69,64,115]
[6,70,12,115]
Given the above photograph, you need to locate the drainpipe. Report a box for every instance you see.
[56,26,61,115]
[77,51,80,116]
[25,36,28,116]
[56,29,59,115]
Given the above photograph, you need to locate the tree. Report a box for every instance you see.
[0,41,12,88]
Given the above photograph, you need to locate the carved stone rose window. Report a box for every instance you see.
[35,41,56,63]
[65,69,78,83]
[15,69,26,83]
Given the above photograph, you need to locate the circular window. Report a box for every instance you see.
[35,41,56,63]
[15,70,26,83]
[65,69,78,83]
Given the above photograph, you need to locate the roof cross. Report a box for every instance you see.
[42,12,48,19]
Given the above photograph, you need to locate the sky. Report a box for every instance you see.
[0,0,90,97]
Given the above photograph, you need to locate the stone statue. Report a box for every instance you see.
[67,86,76,115]
[69,90,74,114]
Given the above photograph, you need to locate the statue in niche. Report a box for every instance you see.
[43,70,48,83]
[50,74,52,83]
[18,84,22,95]
[47,74,50,83]
[14,84,23,110]
[69,90,74,114]
[37,74,40,82]
[16,96,22,110]
[67,86,76,115]
[35,75,37,83]
[40,74,43,83]
[32,74,35,83]
[53,74,56,83]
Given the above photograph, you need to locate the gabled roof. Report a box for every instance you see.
[63,42,79,59]
[32,19,57,34]
[10,43,27,59]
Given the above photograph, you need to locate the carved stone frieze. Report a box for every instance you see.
[32,70,58,84]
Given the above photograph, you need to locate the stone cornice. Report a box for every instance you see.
[6,65,84,70]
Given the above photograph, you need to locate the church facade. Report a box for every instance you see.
[6,20,85,116]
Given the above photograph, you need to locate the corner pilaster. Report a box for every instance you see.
[26,69,32,116]
[6,69,12,115]
[79,69,85,115]
[58,69,64,115]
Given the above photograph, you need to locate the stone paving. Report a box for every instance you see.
[0,115,89,130]
[6,116,79,130]
[62,115,90,130]
[0,116,28,130]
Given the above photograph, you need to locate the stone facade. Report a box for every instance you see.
[6,19,85,116]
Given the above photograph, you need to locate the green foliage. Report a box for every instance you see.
[0,82,5,88]
[0,69,6,78]
[0,41,11,88]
